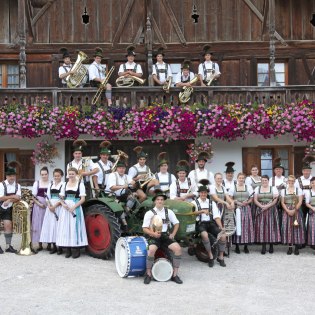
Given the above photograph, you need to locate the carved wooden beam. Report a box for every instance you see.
[18,0,27,88]
[161,0,187,46]
[112,0,135,45]
[151,16,167,48]
[31,0,56,27]
[301,54,315,84]
[261,0,269,39]
[243,0,287,46]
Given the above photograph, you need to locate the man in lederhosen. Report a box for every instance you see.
[222,162,237,192]
[118,46,143,83]
[191,184,227,267]
[0,161,21,254]
[92,141,113,197]
[142,189,183,284]
[198,45,221,87]
[170,160,195,202]
[128,146,159,202]
[66,140,99,200]
[152,48,173,87]
[58,48,74,87]
[174,61,196,87]
[88,47,113,106]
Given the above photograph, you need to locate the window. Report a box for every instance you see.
[260,148,289,177]
[169,63,181,85]
[0,64,19,88]
[257,63,286,86]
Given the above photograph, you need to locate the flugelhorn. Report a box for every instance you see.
[140,170,156,189]
[116,75,145,87]
[111,150,129,171]
[178,75,199,103]
[150,215,163,233]
[66,51,88,88]
[92,66,115,105]
[163,76,172,93]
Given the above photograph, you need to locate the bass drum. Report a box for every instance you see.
[195,233,219,263]
[115,236,147,278]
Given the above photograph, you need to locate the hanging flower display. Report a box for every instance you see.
[31,141,59,166]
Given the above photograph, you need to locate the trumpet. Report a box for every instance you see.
[111,150,129,171]
[116,75,145,87]
[163,76,172,93]
[92,66,115,105]
[178,75,199,103]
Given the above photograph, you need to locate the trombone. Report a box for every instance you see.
[92,66,115,105]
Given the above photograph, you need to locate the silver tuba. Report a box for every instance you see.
[66,51,88,88]
[116,75,146,87]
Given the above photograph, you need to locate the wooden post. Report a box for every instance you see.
[18,0,27,88]
[269,0,276,87]
[145,0,154,86]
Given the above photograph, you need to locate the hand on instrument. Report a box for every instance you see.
[153,231,161,239]
[169,233,175,240]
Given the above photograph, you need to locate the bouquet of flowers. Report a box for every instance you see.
[31,141,59,166]
[186,142,214,164]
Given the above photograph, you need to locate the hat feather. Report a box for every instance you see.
[133,146,143,154]
[73,139,87,147]
[100,141,111,148]
[199,179,210,186]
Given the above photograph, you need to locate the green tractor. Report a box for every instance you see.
[83,193,197,260]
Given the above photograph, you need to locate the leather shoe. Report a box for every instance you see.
[287,247,293,255]
[235,245,240,254]
[294,246,299,256]
[244,245,249,254]
[217,258,226,267]
[143,274,152,285]
[5,245,17,253]
[0,246,4,254]
[261,244,266,255]
[269,244,274,254]
[65,248,72,258]
[208,258,214,268]
[171,275,183,284]
[72,248,80,259]
[57,247,63,255]
[50,245,57,255]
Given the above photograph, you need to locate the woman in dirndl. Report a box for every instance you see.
[39,168,64,255]
[56,167,88,259]
[281,175,305,255]
[305,176,315,252]
[254,175,280,254]
[229,173,254,254]
[31,166,50,252]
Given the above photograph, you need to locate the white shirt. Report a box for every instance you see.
[66,158,95,176]
[59,63,72,84]
[169,178,195,202]
[154,172,176,192]
[107,172,133,196]
[142,206,179,233]
[280,187,303,198]
[174,71,195,84]
[191,198,220,221]
[118,62,142,74]
[294,176,311,190]
[254,186,279,197]
[128,163,151,180]
[198,61,221,80]
[269,176,286,188]
[93,160,113,186]
[304,189,315,204]
[46,181,65,199]
[89,61,106,81]
[0,180,21,198]
[228,184,254,197]
[60,181,86,197]
[32,180,50,196]
[245,176,262,188]
[188,168,215,189]
[223,179,236,192]
[209,184,228,196]
[152,62,172,83]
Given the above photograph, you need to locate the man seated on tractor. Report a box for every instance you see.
[142,189,183,285]
[191,184,227,268]
[107,157,135,231]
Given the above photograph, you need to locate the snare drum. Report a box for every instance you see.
[115,236,148,278]
[151,258,173,282]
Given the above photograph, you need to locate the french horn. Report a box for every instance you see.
[116,75,145,87]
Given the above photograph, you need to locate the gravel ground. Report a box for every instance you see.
[1,236,315,315]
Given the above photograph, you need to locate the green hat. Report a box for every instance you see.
[94,47,103,58]
[116,156,128,168]
[152,189,167,201]
[273,157,284,171]
[133,146,148,159]
[302,155,315,170]
[225,162,235,173]
[72,139,87,153]
[176,160,190,173]
[197,185,209,193]
[5,161,20,176]
[99,141,111,155]
[158,152,168,167]
[196,151,210,162]
[182,60,191,70]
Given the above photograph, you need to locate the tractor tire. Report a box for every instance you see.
[84,204,121,260]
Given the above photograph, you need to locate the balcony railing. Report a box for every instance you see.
[0,86,314,109]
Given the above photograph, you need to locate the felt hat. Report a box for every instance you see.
[152,188,167,201]
[225,162,235,173]
[158,152,169,167]
[72,139,87,153]
[302,155,315,170]
[5,161,21,176]
[126,46,136,57]
[176,160,190,173]
[99,141,111,155]
[60,48,70,59]
[196,151,210,162]
[94,47,103,58]
[133,146,148,159]
[202,45,213,56]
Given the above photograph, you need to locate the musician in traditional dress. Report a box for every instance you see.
[174,61,196,87]
[198,45,220,86]
[229,173,254,254]
[305,176,315,251]
[295,156,314,230]
[92,141,113,196]
[152,48,173,86]
[56,167,88,259]
[107,157,135,231]
[153,152,176,198]
[281,175,305,255]
[170,160,195,202]
[222,162,237,192]
[118,46,143,82]
[58,48,74,87]
[254,175,281,254]
[0,162,21,254]
[142,190,183,284]
[39,168,64,255]
[188,151,215,192]
[128,146,159,202]
[31,166,50,253]
[192,184,227,267]
[88,47,112,106]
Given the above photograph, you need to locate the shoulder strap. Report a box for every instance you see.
[298,177,303,189]
[272,176,275,186]
[203,62,207,77]
[2,181,7,196]
[133,63,137,72]
[176,179,180,197]
[97,161,106,186]
[151,209,157,215]
[155,64,159,80]
[123,64,126,72]
[15,183,18,194]
[132,166,138,178]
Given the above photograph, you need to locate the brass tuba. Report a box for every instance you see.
[163,76,172,93]
[116,75,146,87]
[66,51,88,88]
[178,75,199,103]
[91,66,115,105]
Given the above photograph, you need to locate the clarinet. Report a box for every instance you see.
[58,197,77,218]
[44,192,59,221]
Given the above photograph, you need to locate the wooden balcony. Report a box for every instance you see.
[0,86,315,109]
